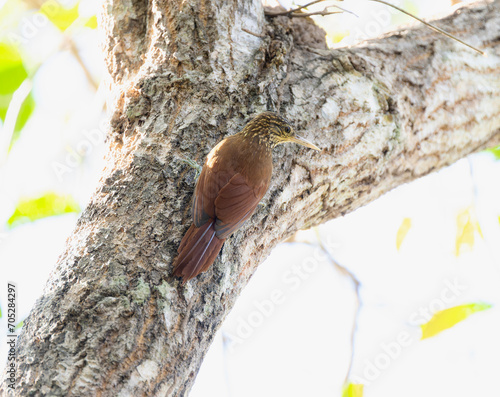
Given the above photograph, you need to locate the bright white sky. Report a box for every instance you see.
[0,0,498,396]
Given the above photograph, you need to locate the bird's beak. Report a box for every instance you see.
[289,135,321,151]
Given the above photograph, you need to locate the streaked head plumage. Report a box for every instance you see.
[240,112,320,151]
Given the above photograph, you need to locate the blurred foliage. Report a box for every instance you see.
[7,192,80,228]
[11,92,35,144]
[0,92,11,125]
[396,217,411,251]
[326,29,349,45]
[0,42,34,149]
[40,0,80,32]
[421,302,492,340]
[0,0,97,151]
[84,15,97,29]
[486,145,500,160]
[392,0,419,24]
[343,382,364,397]
[455,207,483,256]
[0,42,27,95]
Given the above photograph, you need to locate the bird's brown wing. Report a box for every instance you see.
[175,172,266,282]
[214,173,268,239]
[192,166,233,227]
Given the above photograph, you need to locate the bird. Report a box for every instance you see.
[172,112,320,282]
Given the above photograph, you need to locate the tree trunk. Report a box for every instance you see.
[3,0,500,395]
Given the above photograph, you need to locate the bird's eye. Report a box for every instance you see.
[284,126,291,134]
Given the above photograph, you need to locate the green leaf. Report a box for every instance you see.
[486,145,500,160]
[421,302,492,340]
[7,192,80,228]
[40,1,79,32]
[343,382,364,397]
[0,93,12,121]
[10,92,35,147]
[84,15,97,29]
[396,217,412,250]
[0,42,28,95]
[15,320,24,330]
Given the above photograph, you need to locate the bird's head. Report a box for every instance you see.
[240,112,320,151]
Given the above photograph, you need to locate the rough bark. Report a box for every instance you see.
[3,0,500,395]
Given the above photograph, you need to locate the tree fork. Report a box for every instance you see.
[2,0,499,395]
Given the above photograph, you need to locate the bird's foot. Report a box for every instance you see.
[178,157,202,178]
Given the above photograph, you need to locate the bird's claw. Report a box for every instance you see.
[178,157,202,178]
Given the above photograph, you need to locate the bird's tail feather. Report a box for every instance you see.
[173,221,225,282]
